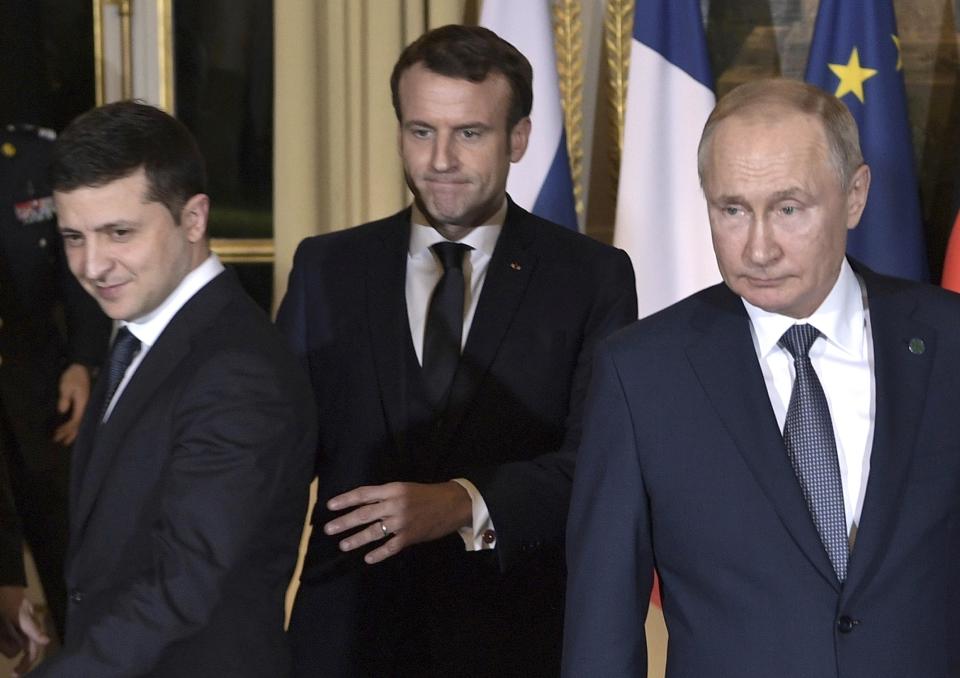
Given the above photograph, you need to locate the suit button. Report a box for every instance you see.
[481,529,496,545]
[837,615,858,633]
[69,589,84,603]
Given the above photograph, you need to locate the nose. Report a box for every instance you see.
[430,131,458,173]
[81,238,112,281]
[743,218,782,268]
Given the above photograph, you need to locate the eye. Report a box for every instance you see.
[409,127,432,139]
[722,206,742,217]
[60,232,84,247]
[109,226,133,241]
[780,205,798,216]
[460,128,481,139]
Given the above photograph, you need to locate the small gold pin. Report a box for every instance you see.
[510,261,522,271]
[908,337,925,355]
[1,142,15,158]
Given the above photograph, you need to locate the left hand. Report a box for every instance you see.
[54,363,91,445]
[324,481,472,564]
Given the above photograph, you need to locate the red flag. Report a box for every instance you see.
[943,210,960,293]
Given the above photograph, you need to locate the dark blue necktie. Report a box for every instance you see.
[101,326,141,421]
[779,324,848,582]
[422,242,471,410]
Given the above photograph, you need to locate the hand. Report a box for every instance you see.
[324,482,472,564]
[11,597,48,677]
[54,363,92,445]
[0,586,48,673]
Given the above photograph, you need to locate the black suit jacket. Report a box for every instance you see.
[277,200,637,676]
[563,263,960,677]
[0,124,109,587]
[31,269,316,677]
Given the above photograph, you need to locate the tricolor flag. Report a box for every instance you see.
[805,0,928,280]
[480,0,578,230]
[614,0,720,319]
[943,211,960,293]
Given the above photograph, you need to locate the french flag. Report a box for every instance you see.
[614,0,720,318]
[480,0,579,230]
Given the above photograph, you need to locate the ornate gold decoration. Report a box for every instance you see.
[157,0,175,112]
[605,0,634,189]
[210,238,275,264]
[94,0,134,104]
[552,0,585,221]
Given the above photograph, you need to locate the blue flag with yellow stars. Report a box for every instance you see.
[805,0,928,280]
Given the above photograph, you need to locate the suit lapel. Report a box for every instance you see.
[441,201,537,441]
[70,270,235,547]
[365,213,416,450]
[842,270,934,601]
[685,286,843,590]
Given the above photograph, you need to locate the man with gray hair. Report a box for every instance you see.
[563,78,960,677]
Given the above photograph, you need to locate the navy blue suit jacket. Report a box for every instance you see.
[563,263,960,678]
[278,200,637,676]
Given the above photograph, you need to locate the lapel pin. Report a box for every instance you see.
[510,261,522,271]
[907,337,925,355]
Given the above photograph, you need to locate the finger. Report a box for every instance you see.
[324,502,389,536]
[363,534,405,564]
[337,518,395,552]
[326,484,392,511]
[52,422,77,446]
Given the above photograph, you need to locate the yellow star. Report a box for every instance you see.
[891,34,902,71]
[828,47,878,103]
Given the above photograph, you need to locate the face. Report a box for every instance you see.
[397,63,530,236]
[702,110,870,318]
[55,168,210,322]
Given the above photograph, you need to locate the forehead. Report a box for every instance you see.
[397,64,511,125]
[54,169,161,228]
[706,111,833,191]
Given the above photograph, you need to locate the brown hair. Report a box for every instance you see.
[390,24,533,130]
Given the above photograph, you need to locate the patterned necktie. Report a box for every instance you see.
[779,324,848,582]
[422,242,471,410]
[102,326,141,421]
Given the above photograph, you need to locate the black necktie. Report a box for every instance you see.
[101,326,141,421]
[779,324,848,582]
[423,242,471,409]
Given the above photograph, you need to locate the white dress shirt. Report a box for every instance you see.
[742,259,875,540]
[405,201,505,551]
[103,254,225,421]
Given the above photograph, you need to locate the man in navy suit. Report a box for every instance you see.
[279,24,636,678]
[30,101,315,677]
[563,78,960,677]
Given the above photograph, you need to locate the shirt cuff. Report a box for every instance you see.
[451,478,496,551]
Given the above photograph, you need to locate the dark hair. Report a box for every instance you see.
[390,24,533,130]
[51,100,206,222]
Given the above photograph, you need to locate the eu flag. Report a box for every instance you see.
[805,0,928,280]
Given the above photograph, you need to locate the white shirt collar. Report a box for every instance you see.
[742,258,865,359]
[123,253,225,348]
[408,200,505,258]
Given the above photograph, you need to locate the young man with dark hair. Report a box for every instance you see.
[280,24,636,678]
[29,100,316,677]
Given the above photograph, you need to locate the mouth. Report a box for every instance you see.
[91,281,128,301]
[742,275,788,288]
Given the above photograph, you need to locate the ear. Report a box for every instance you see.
[180,193,210,243]
[845,164,871,230]
[509,117,531,163]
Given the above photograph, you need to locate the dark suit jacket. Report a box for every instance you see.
[31,269,316,677]
[563,263,960,678]
[0,124,109,589]
[277,200,637,677]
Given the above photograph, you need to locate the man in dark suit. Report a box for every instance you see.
[563,78,960,677]
[279,24,636,678]
[28,101,316,677]
[0,123,111,642]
